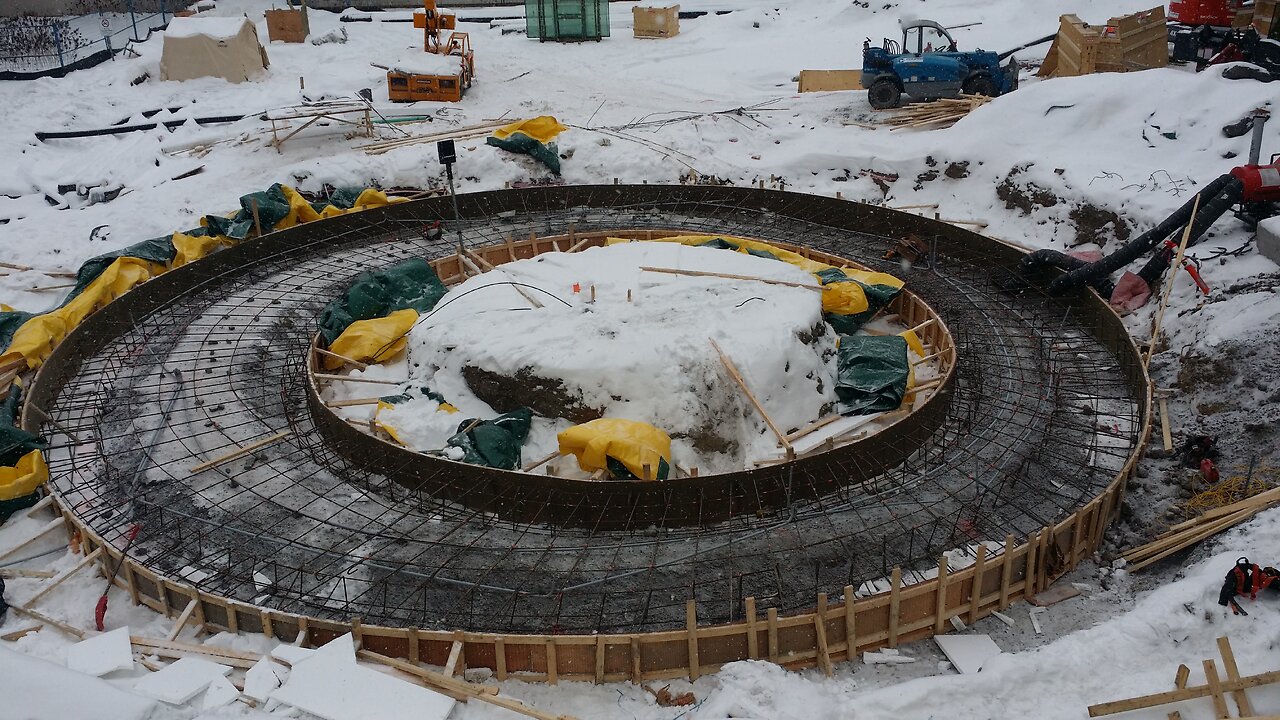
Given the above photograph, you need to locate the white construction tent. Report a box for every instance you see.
[160,16,270,83]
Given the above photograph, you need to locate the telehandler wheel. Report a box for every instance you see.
[961,74,997,97]
[868,78,902,109]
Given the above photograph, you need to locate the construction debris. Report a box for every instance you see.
[359,120,510,156]
[1122,487,1280,572]
[1038,6,1168,78]
[1088,636,1270,717]
[876,95,992,130]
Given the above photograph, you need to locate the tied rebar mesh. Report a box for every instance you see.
[32,185,1142,635]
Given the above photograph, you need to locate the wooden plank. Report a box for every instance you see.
[1204,659,1230,719]
[797,69,863,93]
[444,638,464,677]
[710,339,793,456]
[1217,637,1256,716]
[545,639,558,685]
[167,598,199,641]
[0,568,55,578]
[767,608,779,662]
[1175,664,1190,689]
[1088,669,1280,717]
[968,545,988,623]
[813,593,833,677]
[314,347,369,370]
[642,266,823,292]
[8,604,86,639]
[189,430,293,474]
[26,547,102,607]
[933,556,950,634]
[630,636,641,683]
[888,567,902,648]
[313,373,401,386]
[0,518,65,562]
[843,585,856,660]
[594,635,605,684]
[744,596,758,659]
[1159,395,1174,452]
[686,599,700,681]
[999,535,1015,609]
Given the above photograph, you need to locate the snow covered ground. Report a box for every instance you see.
[2,0,1279,718]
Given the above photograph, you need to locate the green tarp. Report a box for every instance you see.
[607,455,671,482]
[0,387,47,468]
[379,385,449,406]
[318,258,448,343]
[0,310,35,351]
[204,183,295,241]
[445,408,532,470]
[67,236,177,302]
[486,134,562,174]
[816,267,902,335]
[835,335,909,415]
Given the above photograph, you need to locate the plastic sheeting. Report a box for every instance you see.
[487,116,569,174]
[0,450,48,504]
[325,309,419,369]
[446,409,533,470]
[835,335,911,415]
[558,418,672,481]
[319,258,446,345]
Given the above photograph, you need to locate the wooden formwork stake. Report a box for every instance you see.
[167,597,199,641]
[444,635,465,677]
[686,599,700,681]
[407,627,420,665]
[767,607,779,662]
[630,636,641,683]
[261,610,275,640]
[933,556,950,634]
[1039,526,1053,590]
[313,373,401,386]
[189,430,293,475]
[494,636,507,681]
[26,546,102,607]
[314,348,369,370]
[594,636,606,684]
[843,585,856,660]
[0,518,65,562]
[744,596,759,659]
[545,639,558,685]
[888,567,902,648]
[1025,530,1039,597]
[250,198,263,238]
[967,545,988,623]
[710,339,793,457]
[999,535,1015,610]
[814,593,833,677]
[1159,394,1174,452]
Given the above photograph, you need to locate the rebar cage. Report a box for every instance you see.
[23,185,1145,636]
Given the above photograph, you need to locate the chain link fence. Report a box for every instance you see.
[1,4,177,79]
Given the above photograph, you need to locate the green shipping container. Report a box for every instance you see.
[525,0,610,41]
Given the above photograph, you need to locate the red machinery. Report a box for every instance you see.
[1168,0,1245,26]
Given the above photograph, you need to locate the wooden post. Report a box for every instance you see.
[888,567,902,648]
[968,545,988,623]
[408,627,420,665]
[686,599,700,681]
[744,596,758,659]
[495,637,507,680]
[710,338,793,456]
[767,607,779,662]
[124,564,141,607]
[226,604,239,633]
[1025,531,1039,597]
[1159,394,1174,452]
[261,610,275,640]
[630,637,641,683]
[843,585,856,660]
[1039,526,1052,590]
[250,198,264,237]
[933,556,950,634]
[814,593,833,677]
[594,636,605,684]
[999,535,1014,609]
[545,639,558,685]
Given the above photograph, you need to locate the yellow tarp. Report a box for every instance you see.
[374,397,458,447]
[172,231,235,268]
[3,257,165,369]
[491,115,569,144]
[0,449,48,501]
[557,418,671,481]
[606,234,904,319]
[325,308,418,369]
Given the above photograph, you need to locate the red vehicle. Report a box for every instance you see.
[1168,0,1245,27]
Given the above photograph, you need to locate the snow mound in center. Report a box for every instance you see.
[393,241,840,474]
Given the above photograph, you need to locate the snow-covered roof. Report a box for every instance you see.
[391,54,464,77]
[165,16,253,40]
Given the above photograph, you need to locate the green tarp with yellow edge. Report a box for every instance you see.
[487,116,569,174]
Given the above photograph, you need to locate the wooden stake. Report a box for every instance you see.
[594,635,605,684]
[188,430,293,474]
[630,637,641,683]
[545,639,558,685]
[767,607,779,661]
[814,593,833,677]
[326,397,383,408]
[0,568,55,579]
[1145,193,1202,371]
[360,652,572,720]
[782,414,842,444]
[250,198,264,237]
[313,373,401,386]
[167,598,199,641]
[999,535,1014,609]
[494,636,507,680]
[710,339,793,456]
[521,450,563,472]
[641,266,823,292]
[0,518,64,562]
[843,585,857,660]
[933,555,950,634]
[968,544,988,623]
[888,567,902,647]
[744,596,758,659]
[315,347,369,370]
[1159,395,1174,453]
[686,599,700,681]
[26,547,102,607]
[1175,664,1190,689]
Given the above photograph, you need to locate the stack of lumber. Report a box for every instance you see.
[359,120,510,156]
[877,95,992,130]
[1123,486,1280,572]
